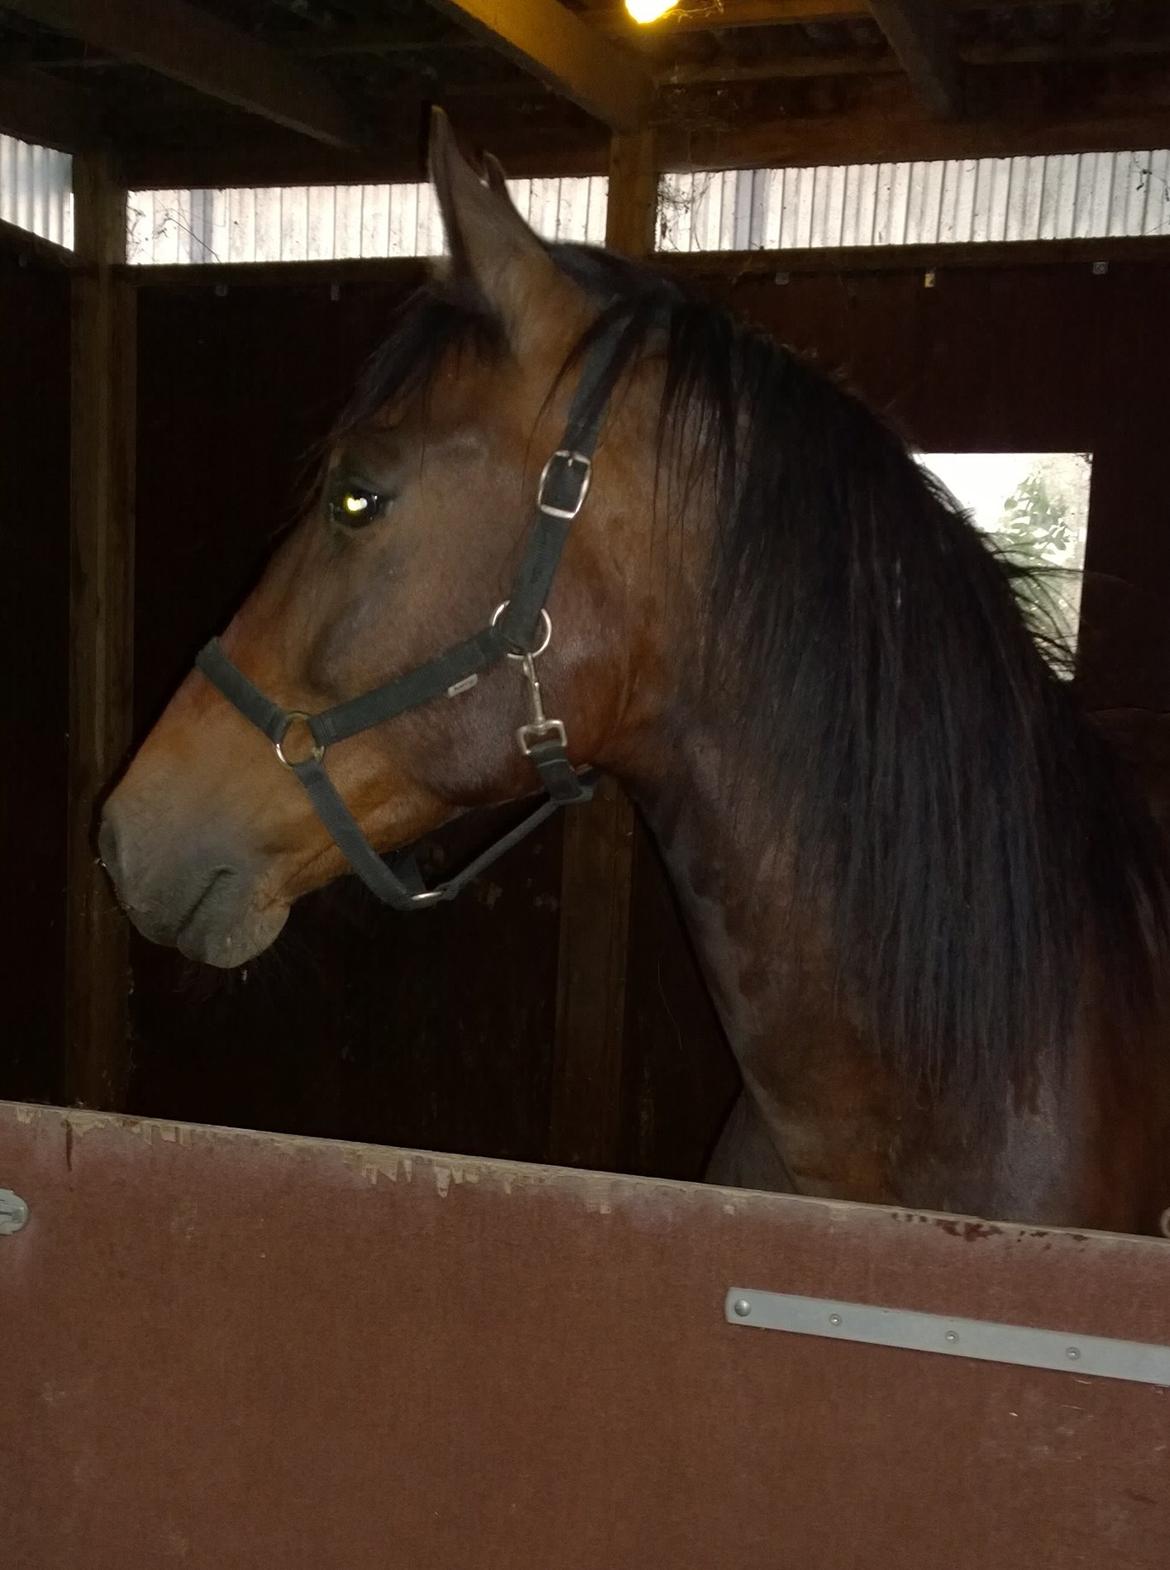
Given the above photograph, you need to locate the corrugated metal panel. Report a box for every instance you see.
[658,151,1170,253]
[126,177,608,265]
[0,132,73,248]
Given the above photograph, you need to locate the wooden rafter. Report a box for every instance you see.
[425,0,652,131]
[660,34,1170,87]
[120,77,1170,194]
[595,0,1085,33]
[0,63,95,150]
[868,1,962,117]
[1,0,361,147]
[0,210,75,264]
[599,0,868,26]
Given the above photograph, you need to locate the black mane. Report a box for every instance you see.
[350,244,1170,1113]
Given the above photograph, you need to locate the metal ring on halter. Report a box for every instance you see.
[491,602,552,660]
[274,711,325,770]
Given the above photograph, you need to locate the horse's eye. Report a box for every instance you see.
[329,481,388,530]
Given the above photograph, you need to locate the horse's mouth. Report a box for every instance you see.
[174,874,290,968]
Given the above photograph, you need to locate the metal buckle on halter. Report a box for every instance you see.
[514,649,570,759]
[537,450,592,521]
[274,711,325,770]
[517,718,568,757]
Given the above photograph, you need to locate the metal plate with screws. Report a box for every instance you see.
[0,1189,30,1235]
[725,1288,1170,1389]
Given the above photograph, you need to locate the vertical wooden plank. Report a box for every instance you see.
[547,130,656,1169]
[66,146,134,1109]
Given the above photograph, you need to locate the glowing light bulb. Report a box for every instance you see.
[625,0,679,23]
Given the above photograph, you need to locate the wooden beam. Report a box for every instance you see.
[119,61,1170,192]
[663,234,1170,279]
[548,778,638,1170]
[0,211,75,267]
[604,126,660,255]
[659,51,897,86]
[119,119,607,191]
[66,147,135,1110]
[121,257,428,290]
[598,0,868,27]
[425,1,653,131]
[0,64,96,151]
[869,1,962,117]
[659,35,1170,86]
[595,0,1084,32]
[546,129,655,1172]
[655,77,1170,171]
[113,234,1170,294]
[2,0,361,147]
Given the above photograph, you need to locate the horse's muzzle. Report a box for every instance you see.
[98,801,288,967]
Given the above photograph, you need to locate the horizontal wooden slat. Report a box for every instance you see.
[665,233,1170,277]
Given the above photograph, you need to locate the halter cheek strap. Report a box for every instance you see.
[194,313,630,912]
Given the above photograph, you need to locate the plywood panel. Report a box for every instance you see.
[3,1101,1170,1568]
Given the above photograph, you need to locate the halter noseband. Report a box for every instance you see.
[193,314,630,912]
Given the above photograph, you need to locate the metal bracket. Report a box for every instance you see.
[725,1288,1170,1389]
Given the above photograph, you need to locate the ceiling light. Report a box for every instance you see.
[625,0,680,24]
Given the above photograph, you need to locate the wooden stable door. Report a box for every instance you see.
[4,1099,1169,1567]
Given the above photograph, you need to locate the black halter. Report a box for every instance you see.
[194,314,630,911]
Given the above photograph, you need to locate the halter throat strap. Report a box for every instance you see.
[194,312,630,912]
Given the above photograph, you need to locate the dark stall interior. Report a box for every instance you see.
[0,259,71,1107]
[5,237,1170,1178]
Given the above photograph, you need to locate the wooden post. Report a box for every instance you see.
[65,147,135,1109]
[547,129,656,1170]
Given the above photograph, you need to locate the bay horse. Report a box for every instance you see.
[101,112,1170,1233]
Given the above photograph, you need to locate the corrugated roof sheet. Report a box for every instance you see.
[126,177,609,264]
[0,132,73,248]
[658,151,1170,252]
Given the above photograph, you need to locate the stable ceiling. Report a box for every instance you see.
[1,1,1168,187]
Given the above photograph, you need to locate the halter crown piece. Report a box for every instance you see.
[194,314,631,910]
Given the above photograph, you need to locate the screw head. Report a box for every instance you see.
[828,1313,843,1327]
[1066,1347,1081,1361]
[0,1189,29,1236]
[733,1298,752,1319]
[945,1331,960,1344]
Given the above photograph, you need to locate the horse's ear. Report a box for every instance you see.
[428,108,565,339]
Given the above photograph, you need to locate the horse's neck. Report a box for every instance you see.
[628,731,913,1203]
[625,728,1150,1226]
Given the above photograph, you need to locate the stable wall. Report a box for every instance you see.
[0,260,71,1105]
